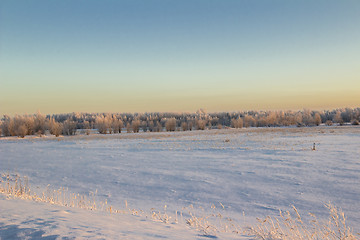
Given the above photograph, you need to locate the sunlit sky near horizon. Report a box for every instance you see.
[1,0,360,116]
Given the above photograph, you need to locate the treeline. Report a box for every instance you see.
[1,108,359,138]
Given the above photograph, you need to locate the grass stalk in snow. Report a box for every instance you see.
[0,173,111,212]
[1,173,359,239]
[182,203,243,236]
[248,205,358,240]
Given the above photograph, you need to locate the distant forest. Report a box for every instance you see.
[1,108,359,138]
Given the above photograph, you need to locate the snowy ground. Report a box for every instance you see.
[1,126,359,239]
[0,194,212,240]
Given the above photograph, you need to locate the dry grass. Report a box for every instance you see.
[1,173,359,239]
[0,173,165,220]
[182,203,243,236]
[248,205,359,240]
[0,173,111,211]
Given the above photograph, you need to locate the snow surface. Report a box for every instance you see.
[0,194,211,239]
[1,126,359,239]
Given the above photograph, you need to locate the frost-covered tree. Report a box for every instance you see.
[148,121,154,132]
[256,117,267,127]
[231,118,243,128]
[325,120,333,126]
[295,113,303,127]
[181,122,188,131]
[132,119,140,133]
[243,115,255,128]
[195,119,206,130]
[2,108,358,137]
[334,111,344,126]
[17,124,27,138]
[12,116,26,137]
[111,118,123,134]
[95,115,111,134]
[341,108,352,123]
[63,118,77,135]
[165,118,176,131]
[1,116,11,136]
[7,118,16,136]
[156,121,163,132]
[266,112,278,127]
[83,120,91,135]
[302,110,314,126]
[24,116,35,135]
[126,122,132,133]
[141,121,148,132]
[314,113,322,126]
[48,118,62,137]
[151,121,162,132]
[188,121,193,131]
[33,111,46,135]
[3,115,38,138]
[210,117,219,127]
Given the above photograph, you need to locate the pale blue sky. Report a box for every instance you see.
[1,0,359,115]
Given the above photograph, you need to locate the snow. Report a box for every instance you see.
[0,195,203,239]
[1,126,359,238]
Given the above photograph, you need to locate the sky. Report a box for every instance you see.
[1,0,360,116]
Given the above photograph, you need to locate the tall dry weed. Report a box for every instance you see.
[248,204,358,240]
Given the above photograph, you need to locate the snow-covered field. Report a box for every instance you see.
[1,126,359,239]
